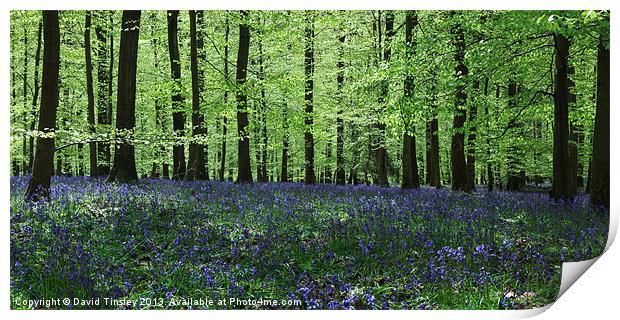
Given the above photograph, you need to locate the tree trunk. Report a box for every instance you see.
[58,87,71,177]
[77,141,84,175]
[550,33,577,199]
[506,80,525,191]
[425,74,441,188]
[335,37,346,185]
[585,149,592,194]
[280,101,290,182]
[25,11,60,200]
[304,12,316,184]
[186,10,207,180]
[167,10,186,180]
[257,28,269,182]
[485,78,494,191]
[253,99,261,180]
[198,11,210,180]
[162,163,170,179]
[109,10,141,183]
[575,125,585,188]
[149,12,165,178]
[348,117,360,185]
[11,36,18,177]
[236,10,252,183]
[22,27,29,175]
[324,142,333,183]
[95,11,112,176]
[590,34,609,207]
[450,18,470,192]
[84,11,98,177]
[373,11,394,187]
[466,80,478,191]
[108,14,114,166]
[567,60,581,189]
[401,11,420,189]
[219,116,227,180]
[219,14,230,181]
[568,124,579,187]
[29,20,43,174]
[56,153,62,176]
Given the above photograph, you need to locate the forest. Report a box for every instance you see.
[10,10,609,310]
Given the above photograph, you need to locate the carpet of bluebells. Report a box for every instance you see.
[10,176,608,310]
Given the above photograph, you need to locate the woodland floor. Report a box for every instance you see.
[10,176,608,310]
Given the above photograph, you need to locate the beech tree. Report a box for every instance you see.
[109,10,141,182]
[167,10,186,180]
[84,11,97,177]
[401,10,420,189]
[335,34,346,185]
[25,11,60,200]
[450,12,470,193]
[550,33,576,199]
[186,10,207,180]
[590,29,609,207]
[303,12,316,184]
[94,10,112,176]
[236,10,252,183]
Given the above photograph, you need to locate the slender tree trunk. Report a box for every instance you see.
[568,124,579,187]
[280,101,289,182]
[425,74,441,188]
[324,141,333,183]
[506,80,525,191]
[253,101,262,180]
[149,12,164,178]
[77,145,84,175]
[109,10,141,183]
[450,18,470,192]
[304,12,316,184]
[236,10,252,183]
[95,11,111,176]
[575,125,584,188]
[466,80,478,191]
[162,163,170,179]
[585,156,592,194]
[567,62,581,189]
[335,37,346,185]
[56,153,62,176]
[219,14,230,181]
[76,98,85,176]
[550,33,577,199]
[257,28,269,182]
[58,87,71,176]
[167,10,187,180]
[425,122,431,185]
[348,116,360,185]
[22,27,29,175]
[585,66,597,194]
[198,11,210,180]
[268,152,273,182]
[219,116,227,180]
[25,11,60,200]
[84,11,98,177]
[374,11,394,187]
[29,21,43,174]
[186,10,207,180]
[108,14,114,159]
[485,78,494,191]
[401,11,420,189]
[11,46,19,177]
[590,34,609,207]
